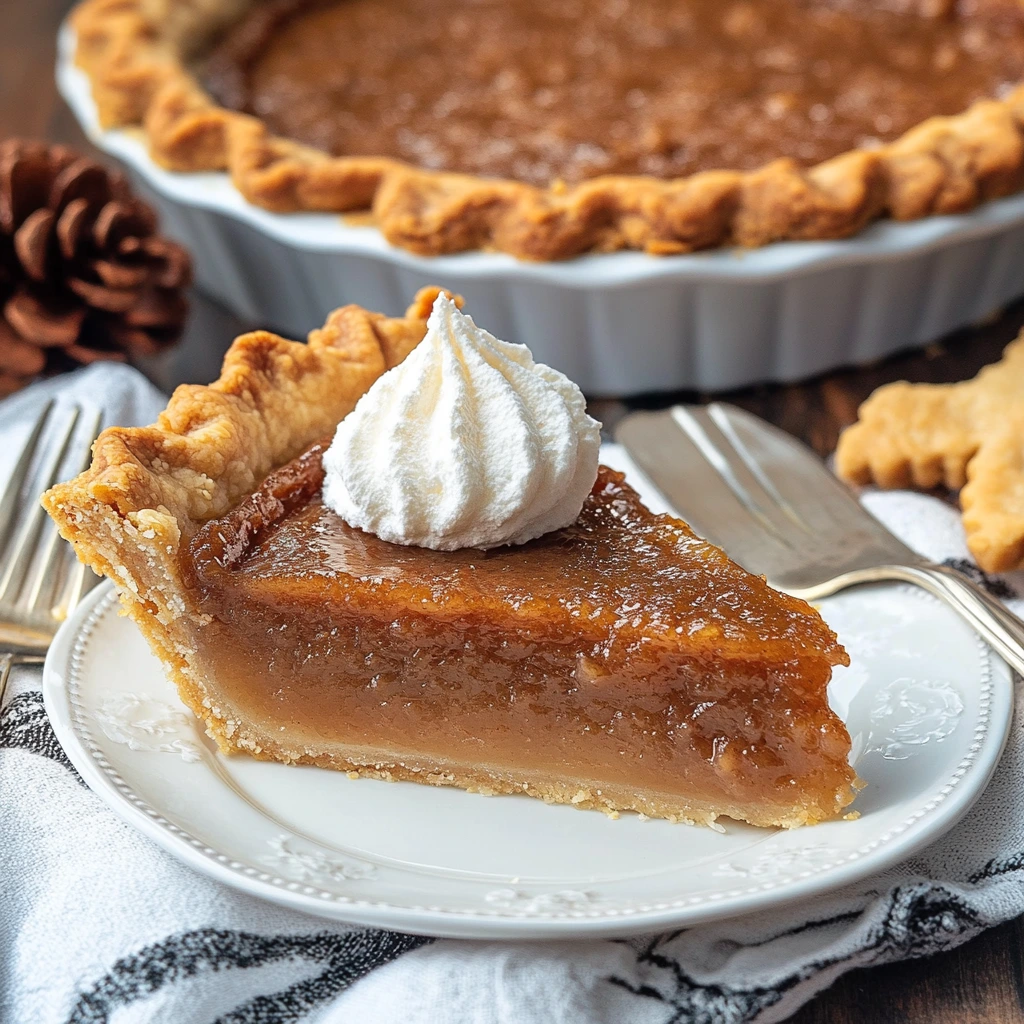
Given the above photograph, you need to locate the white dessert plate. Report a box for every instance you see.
[43,454,1014,939]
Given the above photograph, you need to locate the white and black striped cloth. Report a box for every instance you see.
[2,365,1023,1024]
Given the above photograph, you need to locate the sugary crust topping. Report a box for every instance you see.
[71,0,1024,260]
[42,285,452,552]
[836,332,1024,573]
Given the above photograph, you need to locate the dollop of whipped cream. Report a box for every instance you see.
[323,294,601,550]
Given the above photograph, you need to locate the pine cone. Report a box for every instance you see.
[0,139,192,396]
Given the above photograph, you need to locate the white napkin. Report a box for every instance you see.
[2,363,1023,1024]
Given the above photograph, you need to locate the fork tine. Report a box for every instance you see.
[705,405,816,533]
[613,407,794,570]
[0,406,81,605]
[0,400,55,557]
[671,406,807,547]
[21,521,63,616]
[24,409,103,614]
[52,559,98,623]
[618,402,925,593]
[0,652,14,707]
[709,404,907,544]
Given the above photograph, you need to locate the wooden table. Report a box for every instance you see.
[8,1,1024,1019]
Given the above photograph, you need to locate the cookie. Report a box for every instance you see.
[836,334,1024,573]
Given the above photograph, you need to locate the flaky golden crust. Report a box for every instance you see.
[46,284,445,532]
[41,285,448,698]
[836,333,1024,573]
[43,287,464,831]
[70,0,1024,261]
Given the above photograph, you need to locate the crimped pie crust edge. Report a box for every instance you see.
[40,286,445,768]
[72,0,1024,261]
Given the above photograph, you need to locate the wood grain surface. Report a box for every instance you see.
[5,1,1024,1019]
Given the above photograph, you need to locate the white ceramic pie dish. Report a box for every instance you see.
[57,22,1024,394]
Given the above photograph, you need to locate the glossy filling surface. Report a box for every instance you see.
[183,445,856,822]
[201,0,1024,186]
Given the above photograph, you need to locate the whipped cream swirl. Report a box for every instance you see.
[323,294,601,550]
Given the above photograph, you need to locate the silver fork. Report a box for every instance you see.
[0,401,103,704]
[616,402,1024,678]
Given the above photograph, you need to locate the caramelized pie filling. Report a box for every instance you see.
[184,445,855,819]
[202,0,1024,186]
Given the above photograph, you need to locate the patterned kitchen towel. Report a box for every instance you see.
[2,363,1023,1024]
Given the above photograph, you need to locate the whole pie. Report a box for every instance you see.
[73,0,1024,259]
[43,286,859,828]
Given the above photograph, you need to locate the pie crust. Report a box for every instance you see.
[41,286,444,739]
[43,286,859,828]
[71,0,1024,260]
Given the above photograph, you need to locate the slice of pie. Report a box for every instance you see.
[43,287,859,828]
[70,0,1024,259]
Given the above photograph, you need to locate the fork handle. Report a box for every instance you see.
[893,564,1024,679]
[0,650,45,707]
